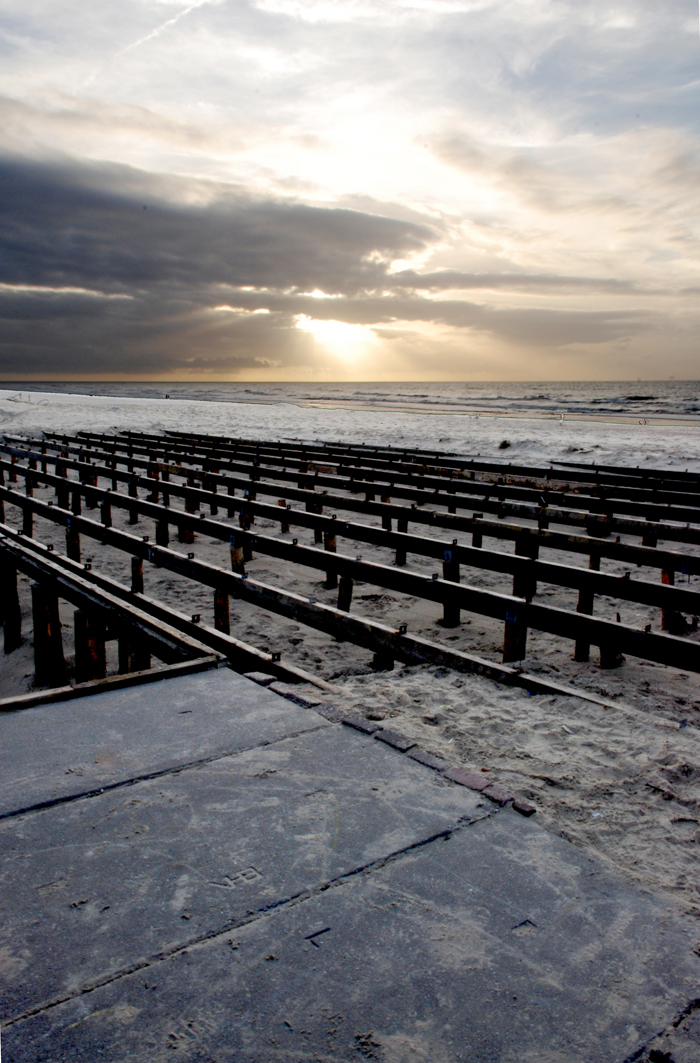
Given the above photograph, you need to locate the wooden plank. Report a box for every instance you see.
[3,485,700,674]
[12,439,700,545]
[0,525,334,691]
[6,446,700,563]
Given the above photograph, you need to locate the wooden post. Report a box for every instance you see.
[472,514,483,549]
[227,482,236,517]
[147,464,160,504]
[32,582,68,687]
[337,575,354,612]
[661,569,683,633]
[118,637,151,674]
[372,651,394,671]
[502,604,528,663]
[74,609,107,682]
[178,517,195,545]
[65,516,81,563]
[9,456,16,483]
[600,634,624,669]
[22,500,33,538]
[128,476,138,524]
[395,517,408,567]
[574,553,600,662]
[161,467,170,507]
[305,500,323,542]
[439,548,461,627]
[230,533,245,574]
[214,588,230,634]
[642,520,658,548]
[238,509,253,560]
[381,495,392,531]
[100,497,112,527]
[2,565,22,653]
[324,527,337,589]
[156,519,169,547]
[56,476,69,510]
[71,488,82,515]
[278,498,290,533]
[512,535,538,601]
[85,466,97,509]
[131,556,144,594]
[208,480,218,516]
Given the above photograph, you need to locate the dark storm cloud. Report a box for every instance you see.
[0,154,658,375]
[0,155,434,295]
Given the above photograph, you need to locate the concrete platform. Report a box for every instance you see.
[1,668,699,1062]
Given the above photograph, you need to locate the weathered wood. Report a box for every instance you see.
[161,467,170,506]
[214,588,230,634]
[131,556,144,594]
[147,464,160,504]
[574,554,600,662]
[128,476,138,524]
[9,442,700,557]
[472,512,483,549]
[118,637,151,673]
[22,501,33,538]
[324,527,337,589]
[230,533,245,574]
[74,609,107,682]
[156,519,169,547]
[31,582,68,686]
[439,548,460,627]
[372,651,394,671]
[661,568,677,632]
[100,496,112,527]
[396,518,408,566]
[278,498,290,533]
[502,603,527,663]
[5,473,700,624]
[599,632,624,669]
[337,574,354,612]
[2,533,209,668]
[2,565,22,652]
[65,516,81,562]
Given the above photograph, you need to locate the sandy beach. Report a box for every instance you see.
[2,386,700,920]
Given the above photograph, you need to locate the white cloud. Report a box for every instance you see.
[0,0,698,377]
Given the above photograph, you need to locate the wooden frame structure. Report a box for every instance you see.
[2,431,699,690]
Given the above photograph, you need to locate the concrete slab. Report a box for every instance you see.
[1,670,699,1062]
[0,668,328,815]
[0,724,482,1022]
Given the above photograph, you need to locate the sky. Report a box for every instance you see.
[0,0,698,382]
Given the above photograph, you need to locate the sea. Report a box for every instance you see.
[2,381,699,425]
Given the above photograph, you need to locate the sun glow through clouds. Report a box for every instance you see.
[295,315,379,361]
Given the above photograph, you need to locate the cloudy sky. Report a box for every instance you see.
[0,0,698,381]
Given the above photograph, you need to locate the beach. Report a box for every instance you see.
[2,384,700,918]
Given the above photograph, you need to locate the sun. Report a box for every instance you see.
[295,315,378,361]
